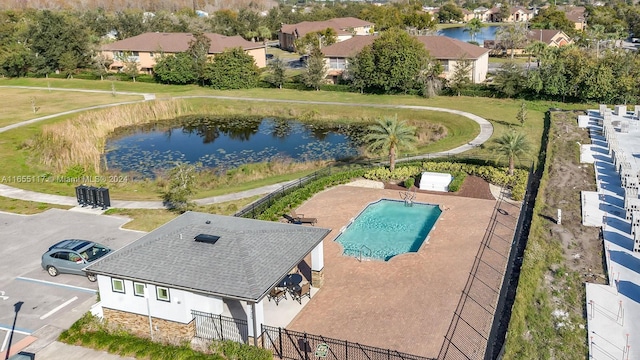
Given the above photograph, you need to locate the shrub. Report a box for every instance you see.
[363,162,528,201]
[448,171,466,192]
[404,177,415,188]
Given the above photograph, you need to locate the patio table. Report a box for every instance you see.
[278,273,303,288]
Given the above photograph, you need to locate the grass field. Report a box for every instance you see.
[0,86,142,127]
[0,78,589,202]
[0,195,72,214]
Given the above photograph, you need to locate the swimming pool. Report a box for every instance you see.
[335,199,442,261]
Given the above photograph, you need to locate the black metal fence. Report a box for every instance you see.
[437,167,534,360]
[234,168,331,219]
[192,310,248,344]
[261,325,434,360]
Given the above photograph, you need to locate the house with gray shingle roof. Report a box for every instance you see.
[322,35,490,84]
[100,32,267,74]
[278,17,374,52]
[85,211,330,342]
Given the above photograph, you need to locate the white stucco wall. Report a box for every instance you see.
[473,52,489,83]
[97,275,223,324]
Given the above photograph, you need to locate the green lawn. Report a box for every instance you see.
[0,78,587,201]
[0,87,141,127]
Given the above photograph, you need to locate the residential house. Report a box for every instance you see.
[563,6,587,31]
[321,35,490,84]
[85,212,330,342]
[487,6,534,22]
[473,7,491,22]
[278,17,374,52]
[484,29,572,56]
[100,32,267,74]
[461,8,475,22]
[526,29,572,47]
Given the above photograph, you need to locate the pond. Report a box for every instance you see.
[104,116,365,178]
[438,25,499,43]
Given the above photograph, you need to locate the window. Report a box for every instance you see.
[329,57,346,70]
[112,278,125,293]
[150,52,155,58]
[156,286,170,302]
[134,282,145,297]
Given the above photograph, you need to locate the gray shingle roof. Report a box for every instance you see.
[86,212,331,302]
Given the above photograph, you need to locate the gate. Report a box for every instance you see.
[192,310,248,344]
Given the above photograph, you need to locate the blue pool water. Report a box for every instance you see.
[335,199,442,261]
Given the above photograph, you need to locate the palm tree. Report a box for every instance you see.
[364,116,417,172]
[464,18,485,43]
[492,131,530,175]
[525,41,547,68]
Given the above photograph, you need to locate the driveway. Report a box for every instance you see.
[0,209,143,357]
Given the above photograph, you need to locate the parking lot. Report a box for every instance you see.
[0,209,143,356]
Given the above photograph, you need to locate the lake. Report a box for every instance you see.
[104,117,364,178]
[438,25,499,43]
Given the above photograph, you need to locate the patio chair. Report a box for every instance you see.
[291,210,317,226]
[267,287,287,305]
[282,214,302,224]
[291,282,311,304]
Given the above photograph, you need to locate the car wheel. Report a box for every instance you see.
[47,266,59,277]
[87,273,97,282]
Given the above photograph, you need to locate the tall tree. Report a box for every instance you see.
[448,57,472,96]
[203,47,259,89]
[491,131,530,175]
[529,6,575,36]
[349,28,435,94]
[364,115,417,172]
[438,3,464,23]
[266,56,287,89]
[524,41,547,68]
[187,31,212,85]
[494,61,525,98]
[464,18,485,42]
[302,47,327,91]
[496,23,528,59]
[153,53,198,85]
[27,10,93,75]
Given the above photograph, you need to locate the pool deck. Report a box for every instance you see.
[287,184,501,358]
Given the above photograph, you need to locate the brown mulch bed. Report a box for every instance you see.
[384,175,495,200]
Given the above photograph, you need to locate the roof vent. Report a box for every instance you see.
[194,233,220,245]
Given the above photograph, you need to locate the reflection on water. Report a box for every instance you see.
[104,117,364,178]
[438,25,499,43]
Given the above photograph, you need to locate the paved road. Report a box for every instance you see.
[0,90,493,209]
[0,209,143,359]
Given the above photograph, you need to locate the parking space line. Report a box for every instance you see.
[16,277,96,294]
[0,325,32,335]
[1,330,8,353]
[40,296,78,320]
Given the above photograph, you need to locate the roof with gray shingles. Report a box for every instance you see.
[86,212,331,302]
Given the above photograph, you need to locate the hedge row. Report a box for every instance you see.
[363,161,528,201]
[258,168,368,221]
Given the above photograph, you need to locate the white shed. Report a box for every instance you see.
[419,172,453,192]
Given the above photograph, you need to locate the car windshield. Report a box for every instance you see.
[80,244,111,262]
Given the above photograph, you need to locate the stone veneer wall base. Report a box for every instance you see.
[103,307,195,342]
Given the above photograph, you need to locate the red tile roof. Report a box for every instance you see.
[322,35,489,60]
[280,17,374,38]
[101,32,264,54]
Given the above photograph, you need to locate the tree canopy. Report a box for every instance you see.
[348,28,438,95]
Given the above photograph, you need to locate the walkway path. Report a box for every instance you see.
[0,88,493,209]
